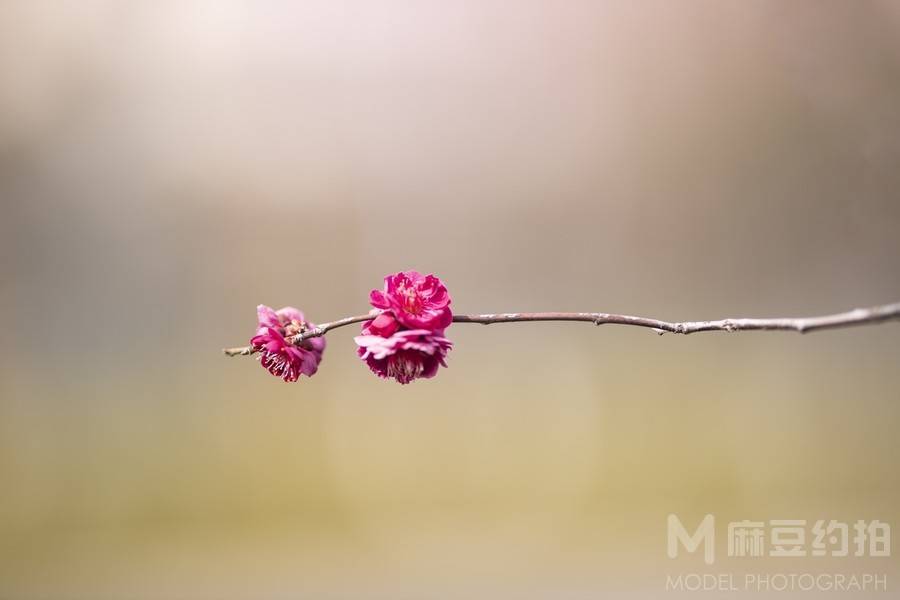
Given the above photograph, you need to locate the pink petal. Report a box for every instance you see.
[256,304,281,328]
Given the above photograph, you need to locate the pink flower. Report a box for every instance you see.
[355,314,452,385]
[369,271,452,330]
[250,305,325,382]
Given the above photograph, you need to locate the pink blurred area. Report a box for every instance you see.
[2,1,900,597]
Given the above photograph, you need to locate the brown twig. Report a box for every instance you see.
[223,302,900,357]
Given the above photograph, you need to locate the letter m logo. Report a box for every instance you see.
[668,514,715,564]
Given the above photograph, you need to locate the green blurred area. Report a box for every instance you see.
[1,1,899,597]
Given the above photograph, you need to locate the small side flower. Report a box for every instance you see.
[250,305,325,382]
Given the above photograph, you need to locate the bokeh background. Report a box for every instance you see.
[2,1,900,597]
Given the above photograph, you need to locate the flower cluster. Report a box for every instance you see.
[357,271,453,384]
[251,271,453,384]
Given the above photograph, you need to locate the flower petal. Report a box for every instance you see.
[256,304,281,329]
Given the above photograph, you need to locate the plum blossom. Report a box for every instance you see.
[250,305,325,382]
[369,271,452,330]
[355,313,452,384]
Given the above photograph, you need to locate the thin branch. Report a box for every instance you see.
[223,313,377,356]
[223,301,900,356]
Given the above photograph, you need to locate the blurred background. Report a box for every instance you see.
[2,1,900,597]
